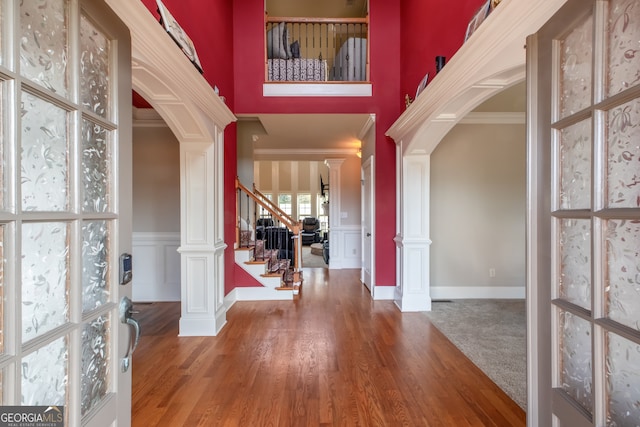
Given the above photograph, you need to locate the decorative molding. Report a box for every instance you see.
[358,114,376,140]
[386,0,567,155]
[132,232,181,302]
[105,0,236,137]
[459,112,526,124]
[263,83,372,97]
[430,286,526,299]
[254,148,357,157]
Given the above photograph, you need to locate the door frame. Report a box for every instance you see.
[361,155,375,293]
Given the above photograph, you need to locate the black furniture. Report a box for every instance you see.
[263,226,294,260]
[255,217,275,240]
[300,217,321,245]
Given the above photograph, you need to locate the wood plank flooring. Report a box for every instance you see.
[132,269,526,426]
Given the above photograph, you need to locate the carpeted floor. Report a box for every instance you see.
[301,245,327,268]
[424,299,527,410]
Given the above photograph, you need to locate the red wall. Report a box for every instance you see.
[401,0,487,104]
[137,0,487,293]
[139,0,239,293]
[232,0,401,287]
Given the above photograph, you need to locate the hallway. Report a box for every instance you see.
[132,269,525,426]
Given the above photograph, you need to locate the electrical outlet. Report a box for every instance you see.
[489,268,496,278]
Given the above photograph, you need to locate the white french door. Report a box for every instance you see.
[528,0,640,425]
[0,0,133,426]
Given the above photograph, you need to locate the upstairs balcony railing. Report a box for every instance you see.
[265,15,369,83]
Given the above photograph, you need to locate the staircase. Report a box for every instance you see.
[235,178,303,296]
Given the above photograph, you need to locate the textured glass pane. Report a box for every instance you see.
[606,98,640,208]
[606,219,640,331]
[0,83,3,208]
[0,225,4,354]
[80,15,110,118]
[22,222,69,342]
[606,332,640,426]
[559,120,592,209]
[21,92,69,212]
[82,120,111,213]
[82,221,110,312]
[81,315,110,415]
[559,219,591,309]
[20,0,68,95]
[21,336,68,405]
[559,14,593,118]
[608,0,640,96]
[559,310,593,413]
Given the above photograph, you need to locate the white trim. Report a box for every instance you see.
[358,114,376,140]
[372,285,395,300]
[254,148,356,157]
[459,111,526,124]
[386,0,567,156]
[263,83,372,97]
[225,287,294,302]
[430,286,526,300]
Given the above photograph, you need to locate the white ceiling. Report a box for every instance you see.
[240,113,372,160]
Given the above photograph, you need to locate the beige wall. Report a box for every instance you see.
[430,123,525,289]
[337,156,362,226]
[132,126,180,232]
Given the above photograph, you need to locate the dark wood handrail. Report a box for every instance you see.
[236,178,296,230]
[253,185,292,224]
[236,177,302,273]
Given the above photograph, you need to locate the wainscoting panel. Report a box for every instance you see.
[329,225,361,269]
[132,232,181,302]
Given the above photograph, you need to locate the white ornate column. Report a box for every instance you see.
[394,142,432,312]
[178,129,227,335]
[324,158,345,269]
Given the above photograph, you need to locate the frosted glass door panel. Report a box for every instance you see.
[81,315,110,415]
[559,119,592,210]
[606,332,640,426]
[559,310,593,414]
[21,336,68,406]
[606,219,640,331]
[559,14,593,119]
[21,92,69,212]
[558,219,592,309]
[0,225,3,355]
[22,222,70,342]
[80,15,110,119]
[82,120,111,213]
[608,0,640,96]
[82,221,111,312]
[19,0,68,95]
[606,99,640,208]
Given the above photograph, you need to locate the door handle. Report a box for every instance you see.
[119,296,141,372]
[366,233,371,237]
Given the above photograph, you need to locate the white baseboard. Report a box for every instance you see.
[430,286,525,300]
[225,287,294,303]
[372,285,395,300]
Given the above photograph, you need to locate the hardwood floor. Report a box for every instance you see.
[132,269,525,426]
